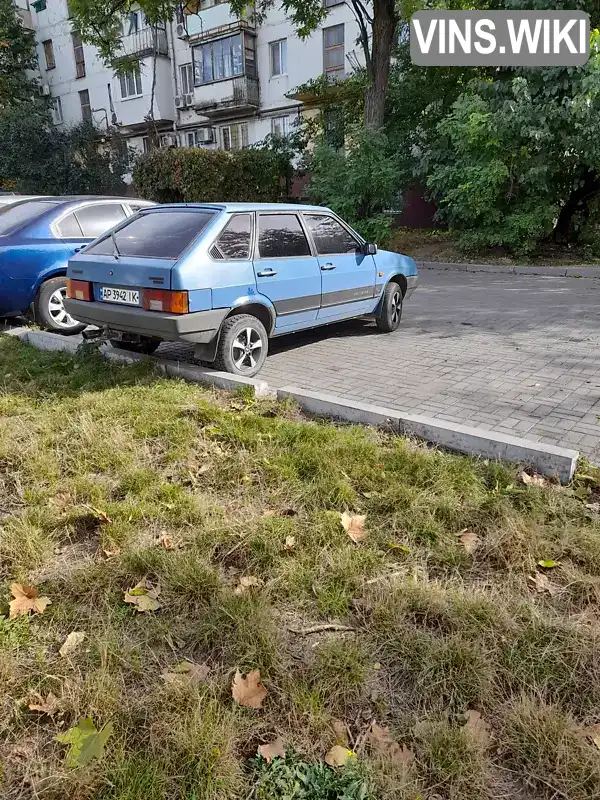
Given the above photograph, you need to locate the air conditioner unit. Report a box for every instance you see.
[197,127,214,144]
[176,23,187,39]
[160,134,177,148]
[184,93,193,107]
[41,84,51,96]
[174,95,183,108]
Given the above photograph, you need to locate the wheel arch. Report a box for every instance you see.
[225,302,275,335]
[387,273,408,297]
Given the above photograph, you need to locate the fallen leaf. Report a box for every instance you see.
[28,692,60,716]
[82,503,111,524]
[283,536,296,552]
[587,723,600,750]
[585,503,600,513]
[340,512,367,544]
[102,547,121,559]
[262,510,277,517]
[387,542,410,553]
[457,529,480,555]
[368,723,415,768]
[538,559,561,569]
[463,710,491,748]
[520,471,546,488]
[56,717,114,768]
[123,580,161,612]
[325,744,355,767]
[234,576,263,595]
[9,584,52,618]
[160,534,174,550]
[59,631,86,658]
[257,736,286,763]
[161,660,210,686]
[231,669,267,709]
[528,573,560,597]
[332,719,349,746]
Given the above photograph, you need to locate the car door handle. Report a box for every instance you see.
[320,263,336,270]
[74,246,84,252]
[257,269,278,277]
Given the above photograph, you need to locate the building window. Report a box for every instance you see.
[271,115,289,137]
[79,89,92,122]
[180,63,194,95]
[220,122,248,151]
[324,106,344,149]
[269,39,287,77]
[42,39,55,70]
[51,96,63,124]
[32,0,46,11]
[192,33,244,85]
[72,31,86,78]
[127,10,143,34]
[142,136,150,153]
[120,68,143,99]
[324,0,345,6]
[323,24,344,81]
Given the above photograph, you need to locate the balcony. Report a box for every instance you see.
[121,27,169,59]
[194,76,259,119]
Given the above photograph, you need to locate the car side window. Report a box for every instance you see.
[216,214,252,259]
[304,214,359,255]
[56,212,83,238]
[74,203,127,238]
[258,214,310,258]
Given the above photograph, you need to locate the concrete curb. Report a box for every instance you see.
[418,260,600,280]
[277,387,579,484]
[4,327,579,482]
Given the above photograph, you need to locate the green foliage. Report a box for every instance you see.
[304,127,401,246]
[132,147,289,203]
[0,0,39,105]
[425,27,600,253]
[0,104,128,194]
[0,614,29,650]
[252,754,374,800]
[56,717,114,768]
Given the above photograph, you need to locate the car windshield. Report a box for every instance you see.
[85,210,216,259]
[0,200,61,236]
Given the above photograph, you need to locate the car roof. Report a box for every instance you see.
[146,202,332,213]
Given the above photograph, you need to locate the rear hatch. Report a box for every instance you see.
[68,253,173,295]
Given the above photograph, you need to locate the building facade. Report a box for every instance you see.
[16,0,364,158]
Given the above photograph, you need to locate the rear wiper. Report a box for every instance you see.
[111,231,121,259]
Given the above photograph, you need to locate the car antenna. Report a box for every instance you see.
[111,230,120,259]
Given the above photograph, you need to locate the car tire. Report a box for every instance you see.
[375,281,403,333]
[35,276,86,335]
[109,339,160,355]
[213,314,268,377]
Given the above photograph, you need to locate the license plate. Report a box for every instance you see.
[100,287,140,305]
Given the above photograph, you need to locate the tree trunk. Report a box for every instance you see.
[553,168,600,243]
[364,0,396,130]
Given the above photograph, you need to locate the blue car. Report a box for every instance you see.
[64,203,419,376]
[0,196,154,333]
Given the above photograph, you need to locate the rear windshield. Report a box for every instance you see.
[0,200,60,235]
[85,210,215,259]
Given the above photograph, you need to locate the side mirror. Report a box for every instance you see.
[363,242,377,255]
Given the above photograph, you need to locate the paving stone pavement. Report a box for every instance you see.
[158,268,600,462]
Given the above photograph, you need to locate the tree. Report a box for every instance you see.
[0,104,129,194]
[68,0,400,131]
[0,0,39,105]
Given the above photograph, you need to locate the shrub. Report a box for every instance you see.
[132,147,290,204]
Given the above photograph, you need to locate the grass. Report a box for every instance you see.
[390,227,600,267]
[2,336,600,799]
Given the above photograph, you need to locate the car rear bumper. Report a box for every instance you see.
[63,299,229,345]
[404,275,418,300]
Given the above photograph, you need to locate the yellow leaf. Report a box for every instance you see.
[234,576,263,595]
[231,669,267,709]
[284,536,296,552]
[9,584,51,618]
[123,580,161,612]
[59,631,86,658]
[257,736,286,763]
[28,692,60,716]
[537,559,561,569]
[340,512,367,544]
[325,744,355,767]
[457,529,480,555]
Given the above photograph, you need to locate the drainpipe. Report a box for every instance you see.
[167,18,181,143]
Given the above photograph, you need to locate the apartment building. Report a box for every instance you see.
[17,0,364,156]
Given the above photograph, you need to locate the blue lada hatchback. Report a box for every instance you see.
[65,203,418,377]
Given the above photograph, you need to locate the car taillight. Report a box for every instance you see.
[141,289,189,314]
[66,279,92,301]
